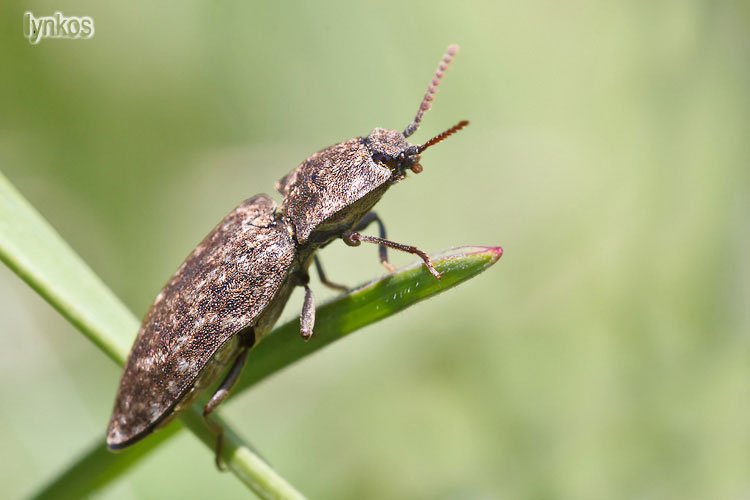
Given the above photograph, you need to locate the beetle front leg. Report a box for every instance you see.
[341,231,442,279]
[353,212,395,273]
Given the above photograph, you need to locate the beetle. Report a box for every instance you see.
[106,45,470,466]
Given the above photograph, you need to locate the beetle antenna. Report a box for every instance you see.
[403,45,459,138]
[416,120,469,153]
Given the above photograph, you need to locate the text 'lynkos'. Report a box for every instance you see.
[24,12,94,45]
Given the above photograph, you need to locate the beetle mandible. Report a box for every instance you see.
[106,45,470,466]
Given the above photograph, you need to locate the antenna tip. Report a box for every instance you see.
[403,45,462,138]
[417,119,471,153]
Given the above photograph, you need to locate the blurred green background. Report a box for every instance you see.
[1,1,748,498]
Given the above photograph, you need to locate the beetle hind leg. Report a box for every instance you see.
[203,329,254,470]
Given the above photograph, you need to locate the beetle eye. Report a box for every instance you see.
[373,153,394,167]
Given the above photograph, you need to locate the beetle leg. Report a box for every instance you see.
[341,231,441,279]
[203,330,254,470]
[353,212,394,272]
[300,285,316,340]
[313,255,348,292]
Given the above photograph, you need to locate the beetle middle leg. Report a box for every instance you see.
[203,328,255,470]
[296,272,317,341]
[313,255,348,292]
[342,230,441,279]
[353,212,395,273]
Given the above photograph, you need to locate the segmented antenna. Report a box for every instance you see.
[417,120,469,153]
[403,45,459,138]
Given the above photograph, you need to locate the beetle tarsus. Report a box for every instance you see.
[202,410,226,471]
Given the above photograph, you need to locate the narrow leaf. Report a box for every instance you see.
[0,172,135,363]
[234,245,503,394]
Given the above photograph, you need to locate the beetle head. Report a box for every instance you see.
[365,128,419,177]
[365,120,469,179]
[365,44,469,180]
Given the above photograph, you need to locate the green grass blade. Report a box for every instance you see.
[0,171,304,499]
[0,172,135,363]
[233,245,503,395]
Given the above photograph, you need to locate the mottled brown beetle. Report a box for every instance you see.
[107,45,470,466]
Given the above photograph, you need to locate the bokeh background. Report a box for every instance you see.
[1,1,748,498]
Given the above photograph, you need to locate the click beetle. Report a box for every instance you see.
[107,45,470,466]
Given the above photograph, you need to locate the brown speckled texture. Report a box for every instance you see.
[107,195,296,448]
[277,137,393,244]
